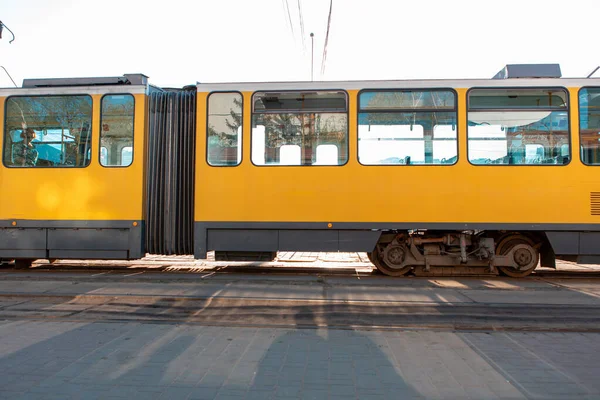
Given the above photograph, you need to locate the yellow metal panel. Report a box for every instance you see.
[0,93,146,221]
[195,86,600,225]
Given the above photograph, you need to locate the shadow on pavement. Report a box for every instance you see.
[247,306,422,399]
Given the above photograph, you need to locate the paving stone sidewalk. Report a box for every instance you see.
[0,320,599,400]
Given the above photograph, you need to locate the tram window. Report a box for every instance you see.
[526,144,545,163]
[100,94,134,167]
[121,146,133,166]
[358,90,457,165]
[579,88,600,165]
[315,144,339,165]
[100,147,108,165]
[360,90,455,110]
[468,88,570,165]
[469,89,567,109]
[433,125,458,164]
[279,144,301,165]
[3,96,92,168]
[468,125,508,164]
[251,91,348,166]
[207,92,242,166]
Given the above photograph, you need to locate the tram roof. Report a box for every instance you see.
[196,77,600,93]
[3,75,600,97]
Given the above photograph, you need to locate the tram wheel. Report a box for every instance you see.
[367,251,376,264]
[496,235,539,278]
[369,246,411,277]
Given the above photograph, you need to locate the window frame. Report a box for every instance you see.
[466,86,571,167]
[578,86,600,166]
[99,93,135,168]
[206,91,244,167]
[2,94,94,169]
[356,88,459,167]
[250,89,349,167]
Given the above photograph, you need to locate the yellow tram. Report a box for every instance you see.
[1,65,600,277]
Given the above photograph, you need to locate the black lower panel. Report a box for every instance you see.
[546,231,600,256]
[215,251,277,261]
[206,229,379,253]
[0,221,143,260]
[0,228,46,250]
[578,255,600,264]
[196,224,380,259]
[48,229,130,250]
[195,222,600,263]
[0,249,46,258]
[279,230,338,251]
[49,250,128,259]
[208,229,278,252]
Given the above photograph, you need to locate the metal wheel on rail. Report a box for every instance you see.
[367,251,376,264]
[496,235,539,278]
[368,246,412,277]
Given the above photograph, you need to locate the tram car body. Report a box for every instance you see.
[2,64,600,277]
[0,74,148,262]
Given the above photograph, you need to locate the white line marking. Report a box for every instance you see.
[201,272,216,279]
[123,271,144,277]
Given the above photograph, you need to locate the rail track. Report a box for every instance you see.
[1,291,600,333]
[0,266,599,332]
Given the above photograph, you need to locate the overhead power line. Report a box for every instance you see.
[320,0,333,76]
[297,0,306,52]
[282,0,295,39]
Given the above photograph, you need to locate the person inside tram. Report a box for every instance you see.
[13,127,39,166]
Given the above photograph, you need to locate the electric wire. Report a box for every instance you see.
[282,0,295,39]
[321,0,333,76]
[297,0,306,52]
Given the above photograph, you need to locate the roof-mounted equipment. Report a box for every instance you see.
[492,64,562,79]
[22,73,148,88]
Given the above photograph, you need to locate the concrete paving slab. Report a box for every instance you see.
[430,278,556,290]
[0,322,598,399]
[460,289,600,305]
[326,286,473,304]
[540,279,600,290]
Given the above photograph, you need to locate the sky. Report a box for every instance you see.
[1,0,599,88]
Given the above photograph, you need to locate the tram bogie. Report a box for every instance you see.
[369,231,542,277]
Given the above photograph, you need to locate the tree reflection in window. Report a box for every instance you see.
[468,89,570,165]
[3,95,93,168]
[251,91,348,166]
[207,92,242,166]
[579,88,600,165]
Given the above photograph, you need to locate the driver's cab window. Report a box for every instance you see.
[3,95,93,168]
